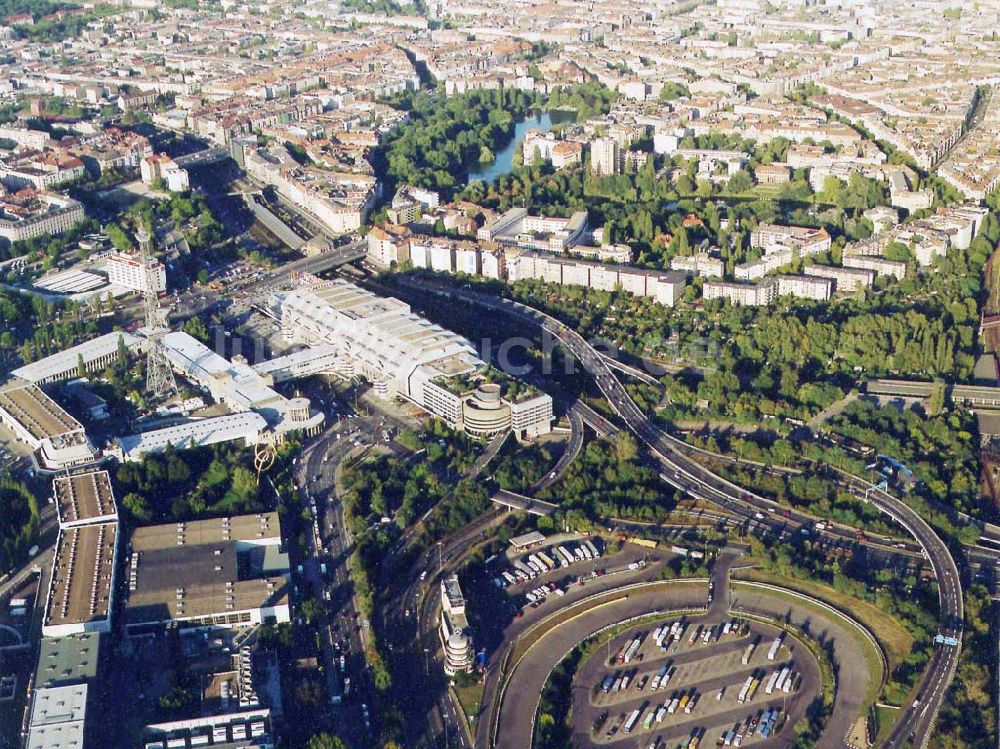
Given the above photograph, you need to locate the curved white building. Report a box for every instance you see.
[276,278,553,439]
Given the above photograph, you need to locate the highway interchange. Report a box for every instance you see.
[388,275,966,749]
[145,251,969,749]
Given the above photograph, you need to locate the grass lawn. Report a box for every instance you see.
[875,703,902,745]
[453,678,484,722]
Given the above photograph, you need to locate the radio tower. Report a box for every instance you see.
[136,226,177,400]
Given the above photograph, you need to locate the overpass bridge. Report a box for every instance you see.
[174,146,231,168]
[491,490,557,516]
[868,378,1000,408]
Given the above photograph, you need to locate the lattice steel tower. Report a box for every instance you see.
[136,226,177,400]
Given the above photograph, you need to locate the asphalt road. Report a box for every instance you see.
[490,581,711,749]
[530,406,584,493]
[292,402,409,744]
[295,419,372,744]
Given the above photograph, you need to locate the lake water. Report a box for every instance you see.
[467,111,573,184]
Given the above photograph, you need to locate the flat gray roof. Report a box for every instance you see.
[35,633,101,688]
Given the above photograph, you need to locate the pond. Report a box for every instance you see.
[467,110,575,185]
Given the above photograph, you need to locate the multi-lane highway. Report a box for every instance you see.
[393,277,964,749]
[294,419,373,744]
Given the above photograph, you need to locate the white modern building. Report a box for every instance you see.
[115,412,270,461]
[704,274,833,306]
[160,331,324,437]
[106,251,167,293]
[439,574,473,675]
[509,251,687,307]
[10,331,143,385]
[589,137,620,176]
[274,278,553,439]
[140,153,190,192]
[670,253,725,278]
[26,684,89,749]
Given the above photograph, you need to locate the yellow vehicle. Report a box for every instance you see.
[626,537,658,549]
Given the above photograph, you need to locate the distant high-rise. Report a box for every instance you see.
[589,137,620,176]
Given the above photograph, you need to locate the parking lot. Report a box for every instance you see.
[571,615,821,748]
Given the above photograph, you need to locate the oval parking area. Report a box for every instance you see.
[574,615,821,748]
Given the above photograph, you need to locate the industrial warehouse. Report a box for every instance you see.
[123,512,291,633]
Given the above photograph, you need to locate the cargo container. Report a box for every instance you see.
[783,672,796,693]
[623,709,641,734]
[612,675,624,693]
[651,665,667,690]
[741,642,756,665]
[655,705,667,723]
[580,544,593,561]
[661,666,674,687]
[767,635,783,661]
[670,545,689,557]
[574,547,586,561]
[765,672,780,694]
[557,546,574,566]
[774,666,790,692]
[537,551,556,570]
[678,694,689,712]
[623,638,642,664]
[667,697,680,714]
[685,692,698,713]
[745,678,760,702]
[687,736,700,749]
[584,539,600,558]
[688,626,700,645]
[737,675,754,703]
[643,713,655,730]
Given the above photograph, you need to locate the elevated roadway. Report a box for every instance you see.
[394,277,963,749]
